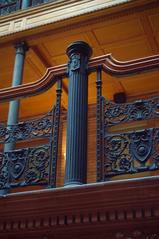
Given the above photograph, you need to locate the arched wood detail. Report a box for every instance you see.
[0,54,159,102]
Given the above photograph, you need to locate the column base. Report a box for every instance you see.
[64,181,84,187]
[0,189,8,196]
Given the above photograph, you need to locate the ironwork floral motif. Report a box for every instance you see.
[0,0,21,16]
[0,107,55,144]
[0,0,17,5]
[25,146,50,185]
[104,128,159,178]
[0,152,8,188]
[97,94,159,180]
[103,97,159,127]
[0,78,62,190]
[32,0,51,6]
[0,145,50,189]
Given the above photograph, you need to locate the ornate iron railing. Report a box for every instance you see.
[0,79,62,190]
[96,66,159,182]
[31,0,53,7]
[0,0,21,16]
[0,42,159,189]
[0,0,55,16]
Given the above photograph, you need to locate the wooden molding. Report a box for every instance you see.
[0,0,131,39]
[0,54,159,102]
[0,0,157,46]
[0,176,159,238]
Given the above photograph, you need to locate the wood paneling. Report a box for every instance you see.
[93,18,145,45]
[1,176,159,239]
[149,13,159,33]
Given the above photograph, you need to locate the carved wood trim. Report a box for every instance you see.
[0,0,146,39]
[0,176,159,238]
[89,53,159,75]
[0,63,67,102]
[0,54,159,102]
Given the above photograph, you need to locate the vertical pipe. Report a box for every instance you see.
[0,42,28,195]
[64,41,92,186]
[4,42,28,152]
[21,0,30,9]
[49,78,62,187]
[96,67,103,182]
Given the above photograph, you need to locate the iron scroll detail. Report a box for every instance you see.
[96,94,159,181]
[103,97,159,127]
[104,128,159,179]
[0,108,55,144]
[0,80,62,190]
[0,145,50,189]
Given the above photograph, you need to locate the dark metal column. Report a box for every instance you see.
[4,42,28,152]
[21,0,30,9]
[0,42,28,196]
[64,41,92,186]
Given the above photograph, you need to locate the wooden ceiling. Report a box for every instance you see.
[0,0,159,122]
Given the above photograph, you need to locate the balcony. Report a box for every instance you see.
[0,0,55,16]
[0,40,159,238]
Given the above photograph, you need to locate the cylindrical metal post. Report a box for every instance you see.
[21,0,30,9]
[64,41,92,186]
[0,42,28,195]
[4,42,28,152]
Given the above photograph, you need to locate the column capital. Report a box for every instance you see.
[67,41,92,74]
[14,41,29,55]
[66,41,92,59]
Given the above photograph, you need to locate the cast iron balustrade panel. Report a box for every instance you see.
[0,107,55,144]
[31,0,53,7]
[97,93,159,181]
[0,144,50,189]
[104,128,159,179]
[0,0,56,16]
[0,75,62,190]
[0,0,21,16]
[0,106,56,189]
[103,96,159,127]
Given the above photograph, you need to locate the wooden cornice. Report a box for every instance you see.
[0,0,131,40]
[0,54,159,102]
[0,176,159,238]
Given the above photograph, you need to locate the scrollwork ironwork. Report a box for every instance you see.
[103,97,159,127]
[0,0,55,16]
[32,0,51,7]
[0,145,50,189]
[0,107,55,144]
[0,0,21,16]
[0,152,9,189]
[97,94,159,180]
[104,128,159,178]
[0,80,62,190]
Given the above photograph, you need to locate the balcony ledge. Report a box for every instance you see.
[0,0,155,44]
[0,175,159,238]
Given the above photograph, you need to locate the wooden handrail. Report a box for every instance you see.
[0,54,159,102]
[89,54,159,74]
[0,64,67,102]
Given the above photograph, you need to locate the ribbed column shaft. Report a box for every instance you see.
[4,42,28,152]
[64,41,92,186]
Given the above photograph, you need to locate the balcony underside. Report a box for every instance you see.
[0,176,159,239]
